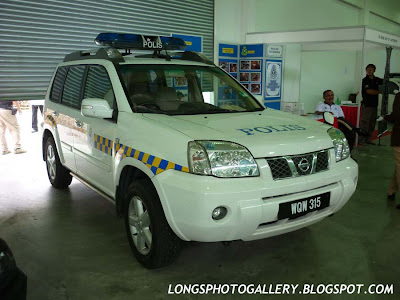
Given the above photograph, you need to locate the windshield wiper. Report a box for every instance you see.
[246,107,265,112]
[134,105,167,114]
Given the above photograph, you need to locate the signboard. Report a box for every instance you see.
[239,44,264,58]
[219,43,238,58]
[172,34,202,52]
[365,29,400,48]
[266,45,283,57]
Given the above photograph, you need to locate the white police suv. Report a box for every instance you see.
[42,33,358,268]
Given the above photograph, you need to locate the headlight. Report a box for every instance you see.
[328,128,350,161]
[188,141,259,177]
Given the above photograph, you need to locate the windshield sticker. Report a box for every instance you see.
[237,125,306,135]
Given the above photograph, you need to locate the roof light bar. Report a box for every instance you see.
[95,33,187,51]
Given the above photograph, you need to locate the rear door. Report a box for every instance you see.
[57,66,87,172]
[45,66,86,172]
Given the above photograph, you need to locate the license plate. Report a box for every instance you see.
[278,192,330,220]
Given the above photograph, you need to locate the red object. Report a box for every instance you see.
[340,105,360,127]
[316,117,338,128]
[371,129,392,141]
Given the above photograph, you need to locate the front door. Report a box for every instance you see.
[73,65,116,196]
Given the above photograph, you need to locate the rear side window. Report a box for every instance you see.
[61,66,86,109]
[50,67,68,102]
[84,66,114,108]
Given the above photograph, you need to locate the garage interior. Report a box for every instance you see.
[1,0,400,299]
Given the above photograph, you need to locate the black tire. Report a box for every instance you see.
[44,136,72,189]
[124,179,181,268]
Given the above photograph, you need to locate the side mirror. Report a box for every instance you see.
[323,111,335,125]
[81,98,113,119]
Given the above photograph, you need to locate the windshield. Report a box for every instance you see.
[119,64,264,115]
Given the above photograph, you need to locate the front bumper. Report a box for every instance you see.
[153,150,358,242]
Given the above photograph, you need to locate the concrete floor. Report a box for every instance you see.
[0,112,399,300]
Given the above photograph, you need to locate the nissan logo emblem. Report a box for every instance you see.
[298,158,310,172]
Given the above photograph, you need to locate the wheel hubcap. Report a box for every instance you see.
[128,196,152,255]
[46,144,56,180]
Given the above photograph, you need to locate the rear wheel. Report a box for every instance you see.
[45,136,72,189]
[124,179,181,268]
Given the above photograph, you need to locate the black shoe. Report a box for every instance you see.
[388,193,396,201]
[354,128,369,137]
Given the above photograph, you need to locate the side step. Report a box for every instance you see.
[70,173,115,205]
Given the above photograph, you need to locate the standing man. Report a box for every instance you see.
[359,64,383,145]
[31,100,44,133]
[0,100,26,154]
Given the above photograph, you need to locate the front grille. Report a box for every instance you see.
[315,151,329,172]
[266,150,330,180]
[267,158,291,179]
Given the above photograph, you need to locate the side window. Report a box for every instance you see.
[84,65,114,108]
[50,67,68,102]
[61,66,86,109]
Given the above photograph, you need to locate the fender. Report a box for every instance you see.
[42,122,65,165]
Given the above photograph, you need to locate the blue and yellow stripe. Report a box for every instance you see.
[94,134,189,175]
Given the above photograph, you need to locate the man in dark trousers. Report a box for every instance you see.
[384,92,400,209]
[360,64,383,145]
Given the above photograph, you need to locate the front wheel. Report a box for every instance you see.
[124,179,181,268]
[45,136,72,189]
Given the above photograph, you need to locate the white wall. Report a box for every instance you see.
[299,51,359,113]
[214,0,248,63]
[282,44,302,103]
[254,0,361,32]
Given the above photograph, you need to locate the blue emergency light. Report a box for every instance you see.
[95,33,187,51]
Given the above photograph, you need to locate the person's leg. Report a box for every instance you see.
[39,105,44,115]
[339,123,355,152]
[32,105,38,131]
[2,111,22,150]
[0,111,9,153]
[388,147,400,201]
[359,105,369,144]
[366,106,378,142]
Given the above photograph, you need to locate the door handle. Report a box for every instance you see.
[52,111,59,117]
[75,119,83,128]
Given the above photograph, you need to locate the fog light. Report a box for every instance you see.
[212,206,227,220]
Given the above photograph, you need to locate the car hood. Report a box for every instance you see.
[143,110,333,157]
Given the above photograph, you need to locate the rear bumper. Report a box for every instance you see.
[153,153,358,242]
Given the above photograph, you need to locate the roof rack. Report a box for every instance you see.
[63,47,124,63]
[135,51,214,65]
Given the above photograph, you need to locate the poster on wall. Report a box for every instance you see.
[239,44,264,96]
[218,44,239,105]
[264,60,282,101]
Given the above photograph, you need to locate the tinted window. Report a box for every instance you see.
[62,66,86,109]
[50,67,68,102]
[84,66,114,108]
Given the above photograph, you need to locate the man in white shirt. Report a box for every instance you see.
[315,90,367,151]
[315,90,345,118]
